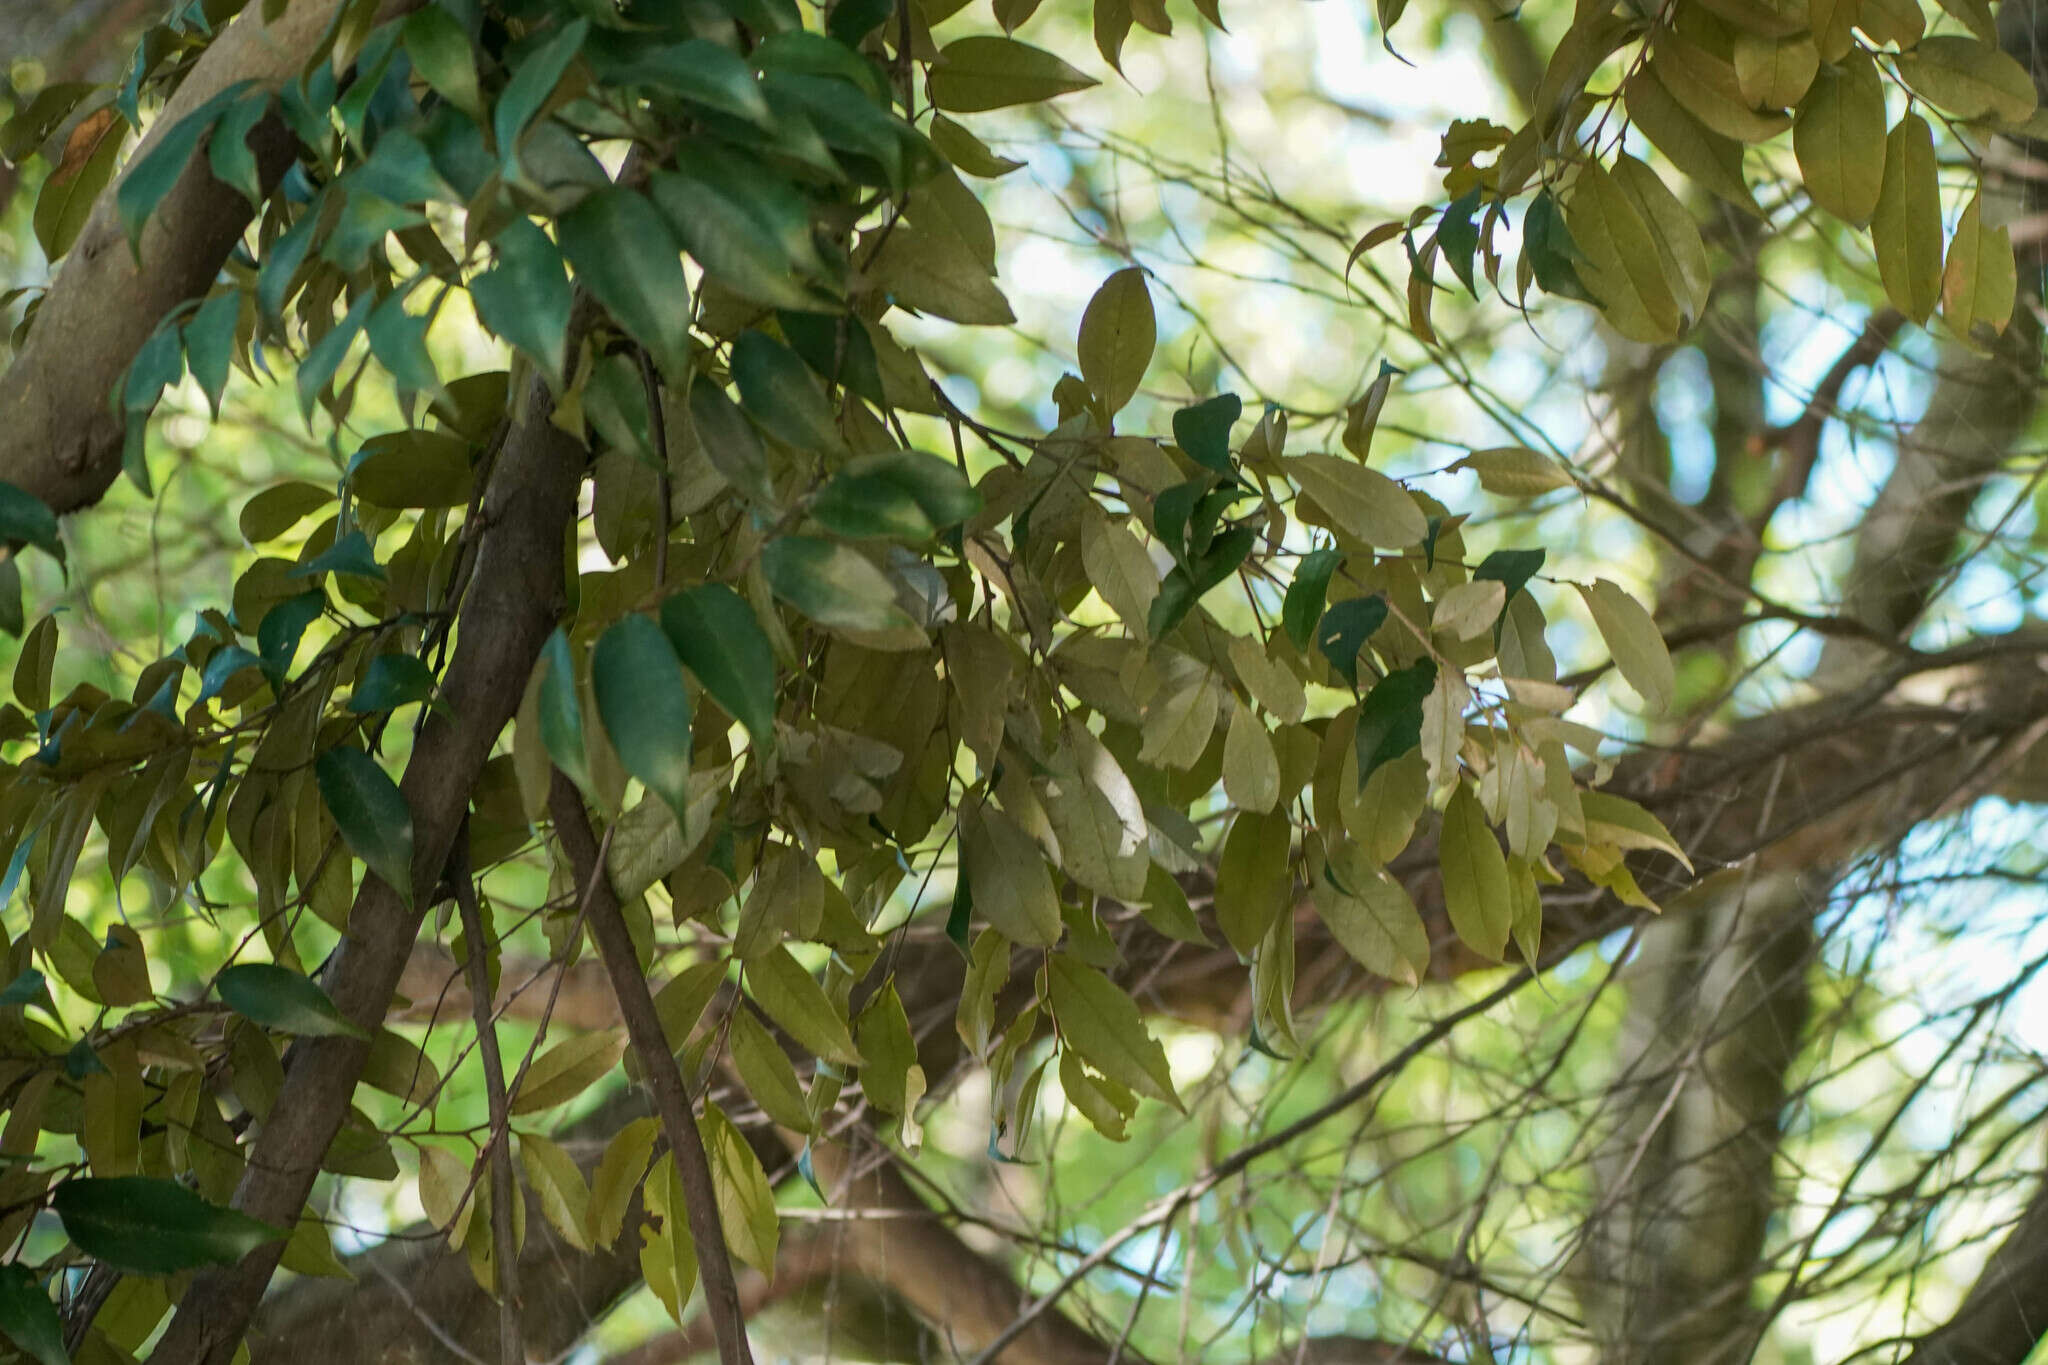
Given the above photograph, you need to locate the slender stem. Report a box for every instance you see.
[639,347,672,590]
[449,823,524,1365]
[547,771,755,1365]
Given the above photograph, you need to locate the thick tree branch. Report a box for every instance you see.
[0,0,348,513]
[1900,1155,2048,1365]
[150,341,589,1365]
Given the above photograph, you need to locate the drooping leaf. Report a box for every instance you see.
[471,218,572,390]
[1046,955,1181,1109]
[660,584,777,746]
[761,537,916,633]
[1315,596,1388,689]
[1354,659,1436,788]
[592,614,695,825]
[1215,808,1290,955]
[558,187,693,379]
[1439,786,1511,961]
[1076,268,1155,417]
[508,1030,630,1114]
[1871,113,1943,325]
[964,804,1063,947]
[1283,548,1342,653]
[0,1266,66,1365]
[1793,53,1887,228]
[1575,579,1675,714]
[316,747,416,906]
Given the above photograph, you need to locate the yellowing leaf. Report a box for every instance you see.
[1432,579,1507,641]
[1611,154,1711,325]
[747,945,863,1066]
[700,1102,779,1273]
[1942,191,2018,339]
[1138,661,1220,769]
[1567,159,1681,343]
[1313,842,1430,986]
[1046,956,1181,1109]
[868,223,1016,326]
[1579,791,1693,870]
[1622,70,1761,215]
[1227,633,1307,724]
[929,35,1099,112]
[1808,0,1862,59]
[727,1007,813,1133]
[1439,787,1511,961]
[1223,701,1281,813]
[1076,268,1156,416]
[1419,664,1470,794]
[1733,31,1819,108]
[1855,0,1925,47]
[1651,42,1793,143]
[507,1030,629,1115]
[587,1118,658,1251]
[1041,722,1150,902]
[1871,113,1944,324]
[519,1134,591,1252]
[1287,453,1428,548]
[1575,578,1675,713]
[1453,447,1574,498]
[1897,36,2039,125]
[1341,746,1426,866]
[1081,509,1160,633]
[1794,53,1887,228]
[965,804,1064,946]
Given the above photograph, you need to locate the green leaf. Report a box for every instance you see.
[238,484,334,545]
[1284,548,1342,653]
[183,289,242,417]
[493,18,589,159]
[1895,36,2037,126]
[812,451,982,542]
[1047,955,1181,1109]
[366,290,439,395]
[1215,808,1290,955]
[1288,453,1427,547]
[589,37,771,125]
[207,91,269,206]
[289,528,384,582]
[256,591,324,691]
[0,482,61,561]
[33,110,122,262]
[1314,847,1430,986]
[349,653,438,714]
[216,962,368,1039]
[1474,547,1544,607]
[727,1007,812,1132]
[472,218,572,390]
[53,1176,286,1274]
[964,804,1063,947]
[733,331,840,455]
[0,1266,66,1365]
[1316,596,1388,689]
[686,380,775,507]
[1439,787,1510,961]
[538,629,593,794]
[404,6,484,118]
[1172,394,1240,475]
[1355,659,1435,787]
[652,150,825,310]
[929,35,1099,112]
[295,289,374,419]
[1077,267,1155,416]
[115,82,251,251]
[559,187,693,379]
[1793,52,1886,228]
[660,584,777,746]
[316,747,416,906]
[761,537,916,632]
[593,614,695,825]
[747,945,862,1066]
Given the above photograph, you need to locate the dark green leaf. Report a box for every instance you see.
[733,331,840,454]
[539,629,592,794]
[1355,659,1436,787]
[348,654,438,713]
[1147,526,1253,637]
[0,82,95,163]
[593,614,695,825]
[365,290,439,394]
[1523,190,1594,303]
[115,82,251,251]
[0,968,47,1008]
[207,91,270,206]
[0,1265,66,1365]
[660,584,777,746]
[183,289,241,417]
[0,482,61,560]
[255,591,324,692]
[295,289,374,418]
[1283,548,1341,652]
[316,747,416,906]
[558,187,693,379]
[586,37,770,125]
[290,528,384,582]
[53,1177,286,1274]
[1439,186,1482,296]
[686,381,776,507]
[761,536,916,632]
[650,160,822,310]
[811,451,981,541]
[493,18,589,159]
[197,645,261,703]
[1172,394,1241,475]
[404,6,483,117]
[256,208,319,326]
[1316,595,1387,688]
[472,218,572,389]
[348,430,473,509]
[217,962,368,1039]
[779,311,885,405]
